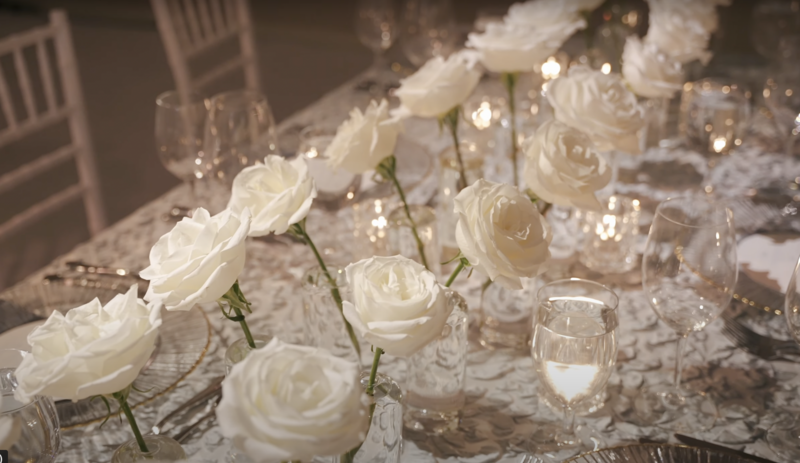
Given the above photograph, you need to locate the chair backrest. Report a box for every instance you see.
[151,0,260,105]
[0,9,106,240]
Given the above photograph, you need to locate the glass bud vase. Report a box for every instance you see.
[479,280,536,350]
[387,205,441,277]
[438,142,484,263]
[224,334,273,375]
[404,290,468,434]
[640,97,670,152]
[112,435,186,462]
[302,267,364,366]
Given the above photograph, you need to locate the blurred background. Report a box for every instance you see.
[0,0,774,289]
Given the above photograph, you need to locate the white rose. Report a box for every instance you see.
[141,207,250,311]
[325,99,402,174]
[13,285,161,403]
[523,120,611,211]
[228,155,316,236]
[393,51,481,119]
[0,395,21,449]
[343,255,452,357]
[645,2,713,64]
[216,338,368,463]
[648,0,721,34]
[467,22,571,74]
[455,179,551,290]
[547,65,645,154]
[505,0,588,40]
[622,36,683,99]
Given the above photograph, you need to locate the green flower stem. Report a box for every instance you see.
[379,156,430,271]
[220,282,256,349]
[445,260,466,288]
[365,347,384,396]
[292,221,361,358]
[501,72,520,188]
[112,390,149,454]
[441,106,467,191]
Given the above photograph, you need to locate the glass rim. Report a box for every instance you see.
[536,278,619,312]
[208,89,269,108]
[654,196,733,229]
[155,90,208,109]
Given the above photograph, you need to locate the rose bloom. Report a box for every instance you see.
[524,120,611,211]
[467,21,572,74]
[455,179,551,290]
[343,255,452,357]
[547,65,645,154]
[647,0,725,34]
[216,338,368,463]
[13,285,161,403]
[505,0,587,38]
[393,50,481,119]
[645,1,713,65]
[622,36,683,99]
[228,155,316,237]
[141,207,250,311]
[325,99,402,174]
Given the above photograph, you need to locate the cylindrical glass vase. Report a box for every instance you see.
[438,142,484,263]
[387,205,441,277]
[404,290,468,434]
[640,97,670,152]
[302,267,364,366]
[224,334,273,375]
[479,280,536,350]
[111,435,186,462]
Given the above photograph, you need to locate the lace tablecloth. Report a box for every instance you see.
[7,72,800,463]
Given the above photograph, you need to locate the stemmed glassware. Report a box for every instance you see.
[354,0,398,88]
[766,254,800,460]
[529,279,619,455]
[400,0,458,67]
[636,196,738,432]
[202,90,278,186]
[764,69,800,156]
[154,91,210,216]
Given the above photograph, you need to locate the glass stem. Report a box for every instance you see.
[112,391,149,454]
[384,160,429,270]
[294,222,361,358]
[366,347,383,396]
[445,260,465,287]
[674,334,689,389]
[501,72,519,188]
[563,405,576,436]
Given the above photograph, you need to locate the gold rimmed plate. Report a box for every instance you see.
[0,279,211,428]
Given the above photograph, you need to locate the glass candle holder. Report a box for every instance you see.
[387,205,441,277]
[298,126,361,211]
[479,280,536,350]
[404,290,468,434]
[111,435,186,463]
[224,334,273,375]
[579,195,642,274]
[1,348,60,463]
[302,267,364,366]
[437,142,484,262]
[352,191,398,261]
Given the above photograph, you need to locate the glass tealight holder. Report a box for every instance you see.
[1,349,60,463]
[479,280,537,350]
[352,192,398,261]
[298,126,361,211]
[387,205,441,277]
[111,435,186,463]
[404,290,468,434]
[224,334,273,375]
[579,195,642,274]
[438,142,484,262]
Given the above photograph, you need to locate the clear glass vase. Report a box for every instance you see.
[578,195,641,275]
[437,142,484,263]
[404,290,468,434]
[479,280,536,350]
[640,96,671,151]
[302,267,364,366]
[224,334,273,375]
[0,349,60,463]
[387,204,441,277]
[111,435,186,462]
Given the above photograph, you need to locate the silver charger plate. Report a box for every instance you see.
[566,443,760,462]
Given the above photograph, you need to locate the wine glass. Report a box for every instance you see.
[635,196,737,432]
[1,348,60,462]
[764,68,800,156]
[154,90,209,215]
[296,126,361,211]
[765,253,800,460]
[400,0,458,67]
[202,90,278,186]
[529,279,619,455]
[354,0,398,85]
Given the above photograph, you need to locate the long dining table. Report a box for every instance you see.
[4,68,800,462]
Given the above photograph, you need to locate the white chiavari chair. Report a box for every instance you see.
[151,0,261,105]
[0,9,106,240]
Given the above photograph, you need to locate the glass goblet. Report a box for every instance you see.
[635,196,737,432]
[400,0,458,67]
[529,279,619,455]
[0,348,60,463]
[764,69,800,156]
[354,0,398,88]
